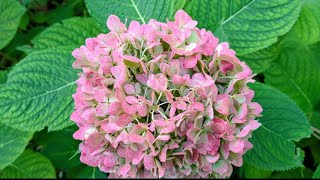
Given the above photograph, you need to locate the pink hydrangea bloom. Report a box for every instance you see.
[71,10,262,178]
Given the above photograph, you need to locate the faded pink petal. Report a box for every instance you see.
[229,139,245,153]
[214,94,229,115]
[119,164,131,176]
[107,15,126,33]
[144,155,155,170]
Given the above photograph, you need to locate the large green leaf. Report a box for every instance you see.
[239,163,272,178]
[239,43,280,73]
[66,166,107,179]
[244,83,311,171]
[0,70,9,85]
[313,164,320,178]
[284,0,320,45]
[0,49,78,131]
[85,0,175,29]
[272,167,313,178]
[0,150,56,178]
[34,125,81,170]
[0,0,26,49]
[184,0,301,55]
[264,42,320,114]
[0,123,33,170]
[31,17,102,51]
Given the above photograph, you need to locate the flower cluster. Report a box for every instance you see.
[71,10,262,178]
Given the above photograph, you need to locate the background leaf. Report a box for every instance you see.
[34,125,81,170]
[0,123,33,170]
[0,71,9,84]
[0,0,26,49]
[85,0,175,30]
[66,166,107,179]
[314,164,320,178]
[239,163,272,178]
[31,17,102,52]
[0,49,78,131]
[271,167,313,179]
[284,0,320,45]
[264,42,320,114]
[183,0,302,55]
[239,43,280,74]
[244,83,311,170]
[0,150,56,178]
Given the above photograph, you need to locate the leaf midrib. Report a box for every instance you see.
[1,81,76,106]
[8,164,31,178]
[220,0,256,26]
[130,0,146,24]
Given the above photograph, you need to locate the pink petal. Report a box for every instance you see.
[194,102,204,111]
[70,110,82,122]
[212,160,228,175]
[159,145,168,162]
[137,104,148,117]
[125,96,139,104]
[104,153,117,167]
[229,139,245,153]
[136,74,148,85]
[144,155,155,170]
[119,164,131,176]
[174,10,197,29]
[160,122,176,134]
[101,123,121,133]
[231,156,243,167]
[182,54,200,68]
[122,101,138,115]
[132,154,145,165]
[115,114,133,127]
[186,128,199,142]
[237,125,251,138]
[107,15,126,33]
[205,153,220,163]
[250,102,263,115]
[124,84,136,94]
[129,134,145,144]
[107,102,122,116]
[235,103,248,119]
[214,94,229,115]
[156,134,170,141]
[248,120,261,130]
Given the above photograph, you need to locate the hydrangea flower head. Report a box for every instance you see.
[71,10,262,178]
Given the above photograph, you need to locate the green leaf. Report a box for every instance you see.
[184,0,302,55]
[0,0,26,49]
[264,42,320,114]
[66,166,107,179]
[310,42,320,67]
[311,111,320,130]
[239,43,280,73]
[272,167,313,178]
[173,0,187,13]
[239,163,272,178]
[34,125,81,170]
[0,123,33,170]
[31,17,102,51]
[284,0,320,45]
[0,150,56,178]
[85,0,175,29]
[0,49,78,131]
[251,83,311,141]
[244,83,311,171]
[313,164,320,178]
[0,71,9,84]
